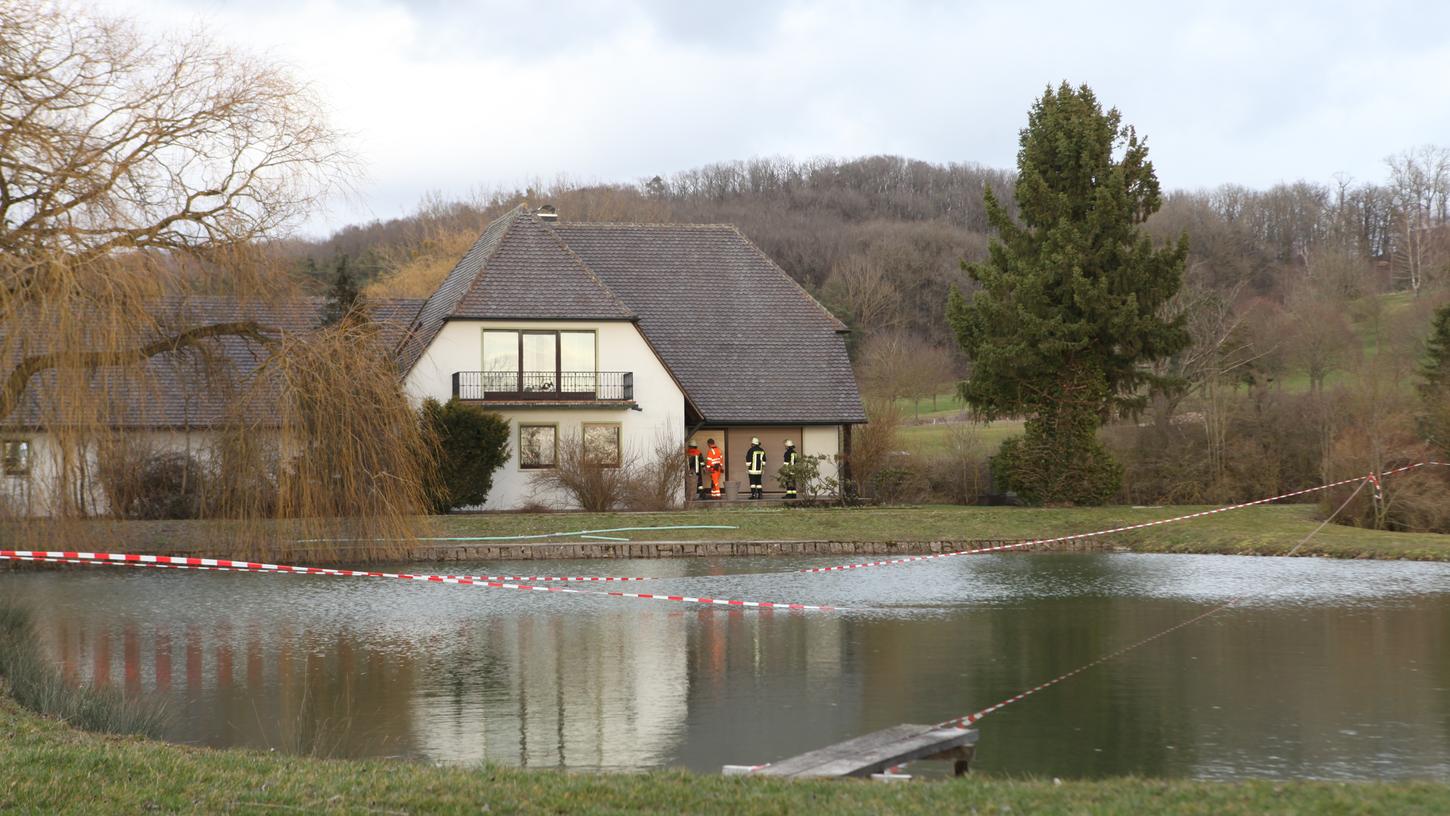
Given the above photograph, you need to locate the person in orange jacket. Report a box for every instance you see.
[705,438,724,498]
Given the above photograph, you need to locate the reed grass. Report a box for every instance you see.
[0,604,168,738]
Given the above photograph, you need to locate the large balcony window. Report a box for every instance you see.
[456,329,633,402]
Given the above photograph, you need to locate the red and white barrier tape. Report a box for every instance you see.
[0,549,650,584]
[0,550,839,612]
[799,461,1449,575]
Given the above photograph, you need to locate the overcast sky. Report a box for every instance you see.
[97,0,1450,236]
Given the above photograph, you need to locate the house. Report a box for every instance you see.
[399,205,866,508]
[0,205,865,515]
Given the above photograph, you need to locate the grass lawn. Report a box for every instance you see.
[10,501,1450,563]
[893,389,971,420]
[3,695,1450,815]
[423,503,1450,560]
[896,418,1023,456]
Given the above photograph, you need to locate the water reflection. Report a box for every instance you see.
[5,553,1450,779]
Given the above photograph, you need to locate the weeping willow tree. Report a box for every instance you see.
[1,1,435,560]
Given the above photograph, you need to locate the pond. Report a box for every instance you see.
[4,552,1450,779]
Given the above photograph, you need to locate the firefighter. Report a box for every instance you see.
[745,437,766,499]
[705,438,724,498]
[781,439,800,500]
[686,441,704,499]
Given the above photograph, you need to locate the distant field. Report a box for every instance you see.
[896,419,1022,455]
[893,390,971,420]
[1274,290,1429,393]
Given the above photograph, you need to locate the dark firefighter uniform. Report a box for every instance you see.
[687,443,704,498]
[782,440,800,499]
[745,438,767,500]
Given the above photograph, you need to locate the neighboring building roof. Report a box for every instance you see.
[553,222,865,424]
[3,296,424,429]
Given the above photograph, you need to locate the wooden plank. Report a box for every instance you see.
[756,724,978,778]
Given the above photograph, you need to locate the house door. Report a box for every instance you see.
[521,332,557,392]
[724,427,802,493]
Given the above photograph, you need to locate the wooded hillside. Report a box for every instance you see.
[284,151,1450,526]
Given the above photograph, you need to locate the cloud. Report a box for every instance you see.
[91,0,1450,235]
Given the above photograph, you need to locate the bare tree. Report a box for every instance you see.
[821,254,902,336]
[855,331,954,411]
[1,0,350,418]
[0,3,432,557]
[1279,281,1360,395]
[1387,146,1450,297]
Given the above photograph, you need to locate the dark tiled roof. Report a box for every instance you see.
[395,206,522,371]
[395,206,633,371]
[4,296,424,429]
[453,215,633,320]
[553,222,866,424]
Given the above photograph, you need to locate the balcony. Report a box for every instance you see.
[452,371,634,404]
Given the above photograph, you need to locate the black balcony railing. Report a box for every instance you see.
[452,370,634,402]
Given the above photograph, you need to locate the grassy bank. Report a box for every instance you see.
[438,503,1450,561]
[0,606,166,738]
[9,503,1450,563]
[4,695,1450,815]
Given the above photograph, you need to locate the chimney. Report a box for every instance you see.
[535,204,558,222]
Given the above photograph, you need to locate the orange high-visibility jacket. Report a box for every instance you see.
[705,445,723,471]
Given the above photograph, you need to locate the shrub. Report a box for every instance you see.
[95,436,154,518]
[868,461,930,504]
[528,432,633,512]
[1106,389,1330,506]
[624,432,687,511]
[775,453,847,504]
[846,398,901,496]
[922,424,990,504]
[102,450,207,520]
[991,432,1121,506]
[420,398,510,513]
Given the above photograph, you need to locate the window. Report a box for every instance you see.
[3,440,31,476]
[561,332,596,392]
[582,423,621,467]
[483,331,519,373]
[480,330,596,394]
[519,425,557,469]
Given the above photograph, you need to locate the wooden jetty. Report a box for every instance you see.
[723,724,978,780]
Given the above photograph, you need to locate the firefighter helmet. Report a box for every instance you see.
[751,437,760,445]
[785,440,794,447]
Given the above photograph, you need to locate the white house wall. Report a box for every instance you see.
[801,425,843,488]
[0,429,217,518]
[404,320,687,510]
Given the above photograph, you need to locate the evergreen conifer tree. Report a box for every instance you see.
[1419,303,1450,454]
[948,83,1189,504]
[320,255,365,327]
